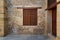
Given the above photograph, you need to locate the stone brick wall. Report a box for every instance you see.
[57,0,60,38]
[6,0,47,34]
[0,0,4,36]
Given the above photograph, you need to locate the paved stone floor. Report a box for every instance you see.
[0,33,56,40]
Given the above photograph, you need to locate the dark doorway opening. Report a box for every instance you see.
[52,7,57,36]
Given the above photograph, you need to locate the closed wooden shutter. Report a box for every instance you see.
[23,9,37,25]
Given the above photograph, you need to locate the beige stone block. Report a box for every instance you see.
[57,32,60,37]
[0,24,4,26]
[12,16,23,25]
[0,14,4,18]
[14,18,23,25]
[16,20,23,25]
[0,0,4,7]
[0,7,4,13]
[0,18,4,21]
[0,21,4,27]
[13,9,23,17]
[0,20,4,23]
[0,24,4,27]
[0,26,4,36]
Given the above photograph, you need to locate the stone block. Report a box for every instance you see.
[0,26,4,36]
[0,22,4,27]
[0,18,4,21]
[0,0,4,7]
[0,14,4,18]
[0,0,4,14]
[0,8,4,13]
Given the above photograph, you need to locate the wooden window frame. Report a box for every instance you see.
[23,8,37,26]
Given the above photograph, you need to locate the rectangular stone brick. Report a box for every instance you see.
[0,14,4,18]
[0,0,4,7]
[0,26,4,36]
[0,7,4,13]
[0,21,4,27]
[0,18,4,21]
[0,0,4,13]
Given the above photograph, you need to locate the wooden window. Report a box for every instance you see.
[23,8,37,25]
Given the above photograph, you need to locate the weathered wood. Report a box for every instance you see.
[46,1,60,10]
